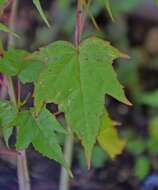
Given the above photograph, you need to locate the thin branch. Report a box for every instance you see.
[59,127,74,190]
[75,0,82,47]
[6,0,31,190]
[59,1,85,190]
[0,148,21,156]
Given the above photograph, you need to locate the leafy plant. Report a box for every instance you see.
[0,0,132,189]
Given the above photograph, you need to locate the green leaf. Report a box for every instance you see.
[126,138,146,156]
[32,108,70,174]
[3,127,13,147]
[36,107,67,134]
[135,156,150,180]
[18,61,45,83]
[15,108,70,174]
[15,111,39,150]
[0,100,17,146]
[149,117,158,143]
[0,48,44,82]
[0,48,29,76]
[92,145,108,168]
[139,90,158,107]
[32,0,50,27]
[103,0,114,21]
[0,100,17,127]
[79,145,108,169]
[97,112,126,159]
[0,0,6,6]
[0,23,19,38]
[155,0,158,6]
[147,139,158,155]
[34,37,129,162]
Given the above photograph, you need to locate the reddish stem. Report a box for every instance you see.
[0,149,21,156]
[75,0,82,47]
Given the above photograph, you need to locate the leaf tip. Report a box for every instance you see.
[126,100,133,106]
[69,170,74,178]
[87,159,91,170]
[120,52,130,59]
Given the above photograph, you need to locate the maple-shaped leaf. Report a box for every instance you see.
[0,48,44,83]
[97,111,126,159]
[34,37,130,162]
[15,108,70,174]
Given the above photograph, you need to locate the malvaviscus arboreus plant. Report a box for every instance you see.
[0,0,131,176]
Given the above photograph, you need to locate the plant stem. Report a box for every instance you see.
[7,1,31,190]
[59,1,83,190]
[59,127,73,190]
[75,0,82,47]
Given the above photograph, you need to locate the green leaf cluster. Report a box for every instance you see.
[0,100,70,173]
[34,37,129,162]
[0,30,129,171]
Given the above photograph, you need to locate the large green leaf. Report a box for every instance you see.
[0,48,44,83]
[32,0,50,27]
[15,108,70,173]
[35,37,130,162]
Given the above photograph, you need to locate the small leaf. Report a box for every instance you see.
[126,138,146,156]
[97,112,126,159]
[140,90,158,107]
[149,117,158,143]
[0,23,19,38]
[3,127,13,147]
[15,108,70,174]
[0,48,45,82]
[0,100,16,147]
[0,100,17,127]
[34,37,129,162]
[15,111,39,150]
[32,0,50,27]
[92,146,108,168]
[135,156,150,180]
[32,108,70,175]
